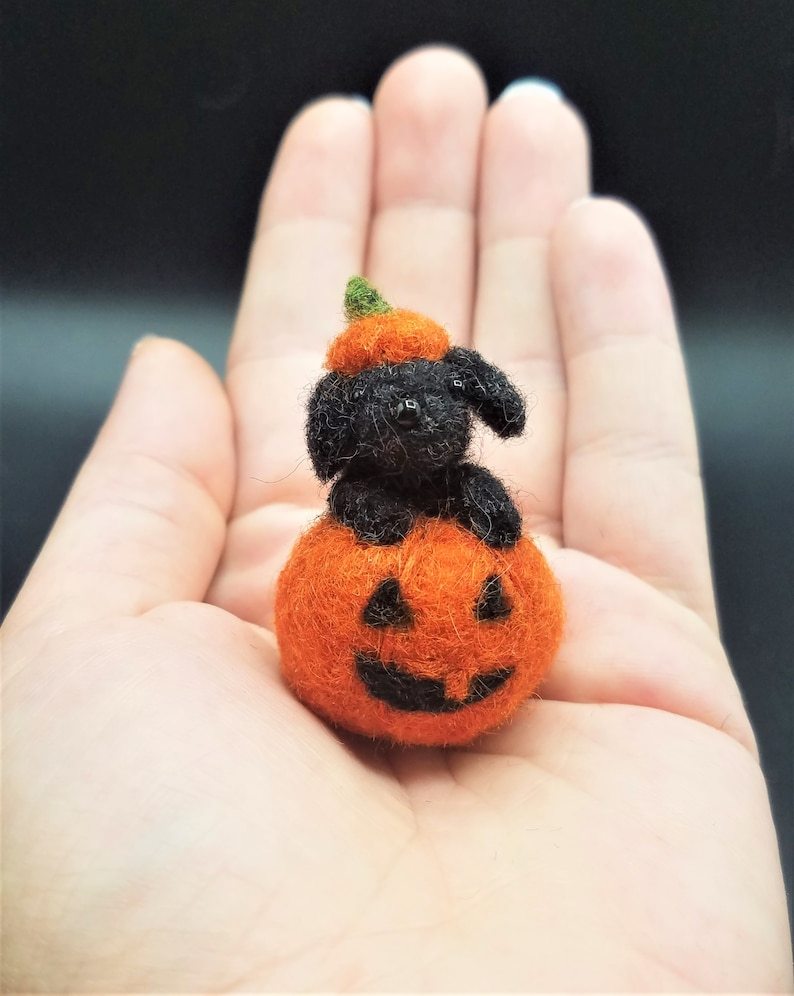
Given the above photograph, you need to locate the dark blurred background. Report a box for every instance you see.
[3,0,792,912]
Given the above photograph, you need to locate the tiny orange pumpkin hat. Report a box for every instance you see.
[325,276,450,375]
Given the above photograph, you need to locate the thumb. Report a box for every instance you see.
[5,337,235,635]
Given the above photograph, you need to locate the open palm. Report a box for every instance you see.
[3,49,790,992]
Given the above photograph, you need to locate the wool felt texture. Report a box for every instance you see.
[342,275,393,322]
[275,276,564,745]
[327,461,522,547]
[327,276,450,376]
[275,515,564,746]
[308,278,526,547]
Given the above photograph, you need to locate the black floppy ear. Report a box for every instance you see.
[306,372,356,481]
[445,346,526,438]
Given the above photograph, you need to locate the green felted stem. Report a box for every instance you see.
[344,276,393,322]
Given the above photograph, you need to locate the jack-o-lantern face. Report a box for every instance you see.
[275,516,564,746]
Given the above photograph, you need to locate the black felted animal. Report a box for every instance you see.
[306,278,526,548]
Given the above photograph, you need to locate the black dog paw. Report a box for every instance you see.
[466,503,522,548]
[348,503,416,545]
[450,463,522,548]
[330,478,415,545]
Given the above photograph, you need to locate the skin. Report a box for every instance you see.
[2,47,791,992]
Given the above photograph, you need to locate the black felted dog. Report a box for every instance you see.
[306,340,526,548]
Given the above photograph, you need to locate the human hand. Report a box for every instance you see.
[3,48,791,992]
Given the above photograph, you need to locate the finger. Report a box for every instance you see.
[539,548,756,755]
[552,197,717,626]
[227,96,373,517]
[474,82,589,540]
[5,338,234,633]
[366,46,487,342]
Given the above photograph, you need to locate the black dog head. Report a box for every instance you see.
[306,346,526,481]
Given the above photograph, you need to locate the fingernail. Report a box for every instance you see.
[569,196,595,211]
[131,334,162,357]
[499,77,563,102]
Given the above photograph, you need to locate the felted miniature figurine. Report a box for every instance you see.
[306,277,526,548]
[274,278,564,746]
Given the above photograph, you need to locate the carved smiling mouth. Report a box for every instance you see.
[355,652,514,714]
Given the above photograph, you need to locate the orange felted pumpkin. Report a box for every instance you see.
[274,276,564,746]
[276,516,563,746]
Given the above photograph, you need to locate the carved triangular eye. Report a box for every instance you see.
[362,577,413,628]
[475,574,511,621]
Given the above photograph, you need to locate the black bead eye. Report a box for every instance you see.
[452,378,464,390]
[392,398,421,427]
